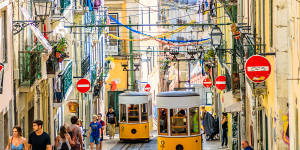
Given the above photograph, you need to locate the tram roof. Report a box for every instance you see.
[156,91,199,97]
[119,92,149,96]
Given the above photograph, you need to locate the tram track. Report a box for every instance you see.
[119,142,145,150]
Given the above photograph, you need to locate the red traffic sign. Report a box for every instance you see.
[203,78,212,88]
[0,64,3,72]
[76,79,91,93]
[215,76,226,90]
[144,84,151,92]
[245,55,271,83]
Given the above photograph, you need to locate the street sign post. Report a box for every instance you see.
[144,84,151,92]
[215,76,226,90]
[245,55,271,83]
[203,78,212,88]
[76,79,91,93]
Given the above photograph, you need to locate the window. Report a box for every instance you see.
[158,108,168,135]
[108,13,119,46]
[128,104,139,122]
[170,108,187,136]
[1,11,7,62]
[119,104,126,122]
[189,107,200,135]
[141,103,148,122]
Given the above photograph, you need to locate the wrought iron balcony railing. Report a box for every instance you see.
[91,64,97,87]
[60,61,72,98]
[19,45,43,86]
[81,56,90,77]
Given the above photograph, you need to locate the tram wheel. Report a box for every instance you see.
[176,144,184,150]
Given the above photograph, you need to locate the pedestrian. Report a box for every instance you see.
[5,126,28,150]
[106,107,117,139]
[67,116,84,150]
[28,120,51,150]
[55,126,74,150]
[201,106,216,140]
[87,115,102,150]
[220,113,228,148]
[242,140,254,150]
[77,119,84,138]
[97,113,105,150]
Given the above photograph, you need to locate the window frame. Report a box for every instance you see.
[170,108,188,136]
[158,108,168,135]
[128,104,140,123]
[141,103,148,122]
[119,104,127,123]
[1,11,7,63]
[189,107,200,135]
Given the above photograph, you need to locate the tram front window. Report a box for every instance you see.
[120,104,126,122]
[141,103,148,122]
[190,107,200,135]
[158,108,168,135]
[170,108,187,135]
[128,104,139,122]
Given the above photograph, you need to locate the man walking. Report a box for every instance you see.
[87,115,102,150]
[68,116,84,150]
[28,120,51,150]
[106,107,117,139]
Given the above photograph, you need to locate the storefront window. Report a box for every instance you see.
[141,103,148,122]
[170,108,187,136]
[120,104,126,122]
[128,104,139,122]
[189,107,200,135]
[158,108,168,135]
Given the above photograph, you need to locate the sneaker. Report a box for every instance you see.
[218,146,224,149]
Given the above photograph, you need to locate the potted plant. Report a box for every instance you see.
[53,38,69,61]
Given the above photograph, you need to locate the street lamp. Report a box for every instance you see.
[33,0,53,21]
[210,25,223,49]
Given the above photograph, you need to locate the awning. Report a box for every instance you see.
[21,7,53,55]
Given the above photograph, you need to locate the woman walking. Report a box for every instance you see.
[55,126,74,150]
[6,126,28,150]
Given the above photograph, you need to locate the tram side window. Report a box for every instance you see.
[128,104,139,122]
[189,107,200,135]
[120,104,126,122]
[158,108,168,135]
[170,108,187,136]
[141,103,148,122]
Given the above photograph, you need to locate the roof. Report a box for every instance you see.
[119,92,149,96]
[157,91,199,97]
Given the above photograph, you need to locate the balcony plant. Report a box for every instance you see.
[53,38,69,62]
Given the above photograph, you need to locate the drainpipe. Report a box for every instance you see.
[251,93,257,149]
[129,17,134,91]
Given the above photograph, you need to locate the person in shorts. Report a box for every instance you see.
[97,113,105,150]
[87,115,102,150]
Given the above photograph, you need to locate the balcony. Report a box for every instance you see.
[60,0,71,13]
[91,64,97,87]
[60,61,72,98]
[19,45,42,86]
[81,56,90,77]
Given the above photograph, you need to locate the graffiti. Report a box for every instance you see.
[282,113,289,145]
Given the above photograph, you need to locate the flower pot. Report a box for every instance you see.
[56,52,61,58]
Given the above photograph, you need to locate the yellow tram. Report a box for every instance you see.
[156,91,202,150]
[118,92,152,141]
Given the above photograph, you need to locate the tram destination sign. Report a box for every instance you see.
[245,55,271,83]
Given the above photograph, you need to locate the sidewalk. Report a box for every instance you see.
[202,138,230,150]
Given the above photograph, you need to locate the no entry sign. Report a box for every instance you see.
[245,55,271,83]
[203,78,212,88]
[144,84,151,92]
[215,76,226,90]
[76,79,91,93]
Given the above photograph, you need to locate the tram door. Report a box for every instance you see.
[107,91,124,126]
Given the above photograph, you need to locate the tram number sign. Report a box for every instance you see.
[203,78,212,88]
[144,84,151,92]
[245,55,271,83]
[215,76,226,90]
[76,79,91,93]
